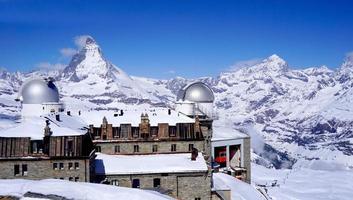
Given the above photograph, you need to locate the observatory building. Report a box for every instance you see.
[0,78,95,182]
[16,78,64,117]
[176,82,215,118]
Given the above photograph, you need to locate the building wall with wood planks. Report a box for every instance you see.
[0,137,30,157]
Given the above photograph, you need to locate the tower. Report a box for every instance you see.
[175,82,215,162]
[139,113,150,138]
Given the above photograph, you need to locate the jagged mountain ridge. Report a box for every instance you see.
[1,37,353,169]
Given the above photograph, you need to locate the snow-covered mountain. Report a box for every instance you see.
[0,36,352,171]
[1,36,352,200]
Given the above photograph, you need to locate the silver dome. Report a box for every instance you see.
[18,78,60,104]
[177,82,214,103]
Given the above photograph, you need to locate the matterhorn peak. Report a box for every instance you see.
[79,36,102,56]
[85,36,96,45]
[61,36,119,82]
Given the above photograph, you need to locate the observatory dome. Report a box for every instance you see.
[177,82,214,103]
[18,78,60,104]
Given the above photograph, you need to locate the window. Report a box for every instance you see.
[171,144,176,152]
[53,163,58,170]
[75,177,79,182]
[132,127,139,138]
[152,145,158,153]
[22,164,28,176]
[75,162,79,169]
[179,124,189,138]
[114,145,120,153]
[132,179,140,188]
[153,178,161,188]
[111,179,119,186]
[113,127,120,138]
[59,177,64,180]
[95,146,101,152]
[14,165,20,176]
[150,127,158,137]
[189,144,194,151]
[120,124,130,138]
[67,140,73,156]
[32,141,37,153]
[94,128,101,138]
[68,162,73,170]
[69,177,73,181]
[59,163,64,170]
[195,198,201,200]
[134,145,139,153]
[169,126,177,137]
[31,141,43,154]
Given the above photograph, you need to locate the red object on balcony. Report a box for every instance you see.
[215,150,227,164]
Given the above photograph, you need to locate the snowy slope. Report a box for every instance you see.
[213,173,266,200]
[0,179,173,200]
[252,162,353,200]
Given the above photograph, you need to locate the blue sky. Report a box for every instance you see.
[1,0,353,78]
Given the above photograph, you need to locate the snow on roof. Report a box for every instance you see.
[95,152,208,175]
[0,114,87,140]
[79,108,195,127]
[212,125,249,141]
[213,173,266,200]
[0,179,172,200]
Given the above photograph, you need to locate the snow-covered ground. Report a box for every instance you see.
[213,173,266,200]
[0,179,173,200]
[252,162,353,200]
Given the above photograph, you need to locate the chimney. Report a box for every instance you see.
[140,113,150,138]
[103,116,108,125]
[44,120,52,137]
[67,111,71,116]
[119,110,124,116]
[78,110,81,116]
[55,114,60,121]
[168,109,171,115]
[191,148,198,161]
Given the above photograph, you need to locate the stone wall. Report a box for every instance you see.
[95,140,205,155]
[0,157,93,182]
[243,137,251,183]
[99,172,211,200]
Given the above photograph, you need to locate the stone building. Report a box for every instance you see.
[95,152,211,200]
[80,108,213,199]
[78,82,217,199]
[0,78,95,182]
[0,78,252,200]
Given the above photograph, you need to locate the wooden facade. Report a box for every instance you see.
[89,115,203,142]
[0,129,95,182]
[0,137,30,157]
[0,134,93,159]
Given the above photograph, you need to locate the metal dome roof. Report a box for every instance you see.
[177,82,214,103]
[18,78,60,104]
